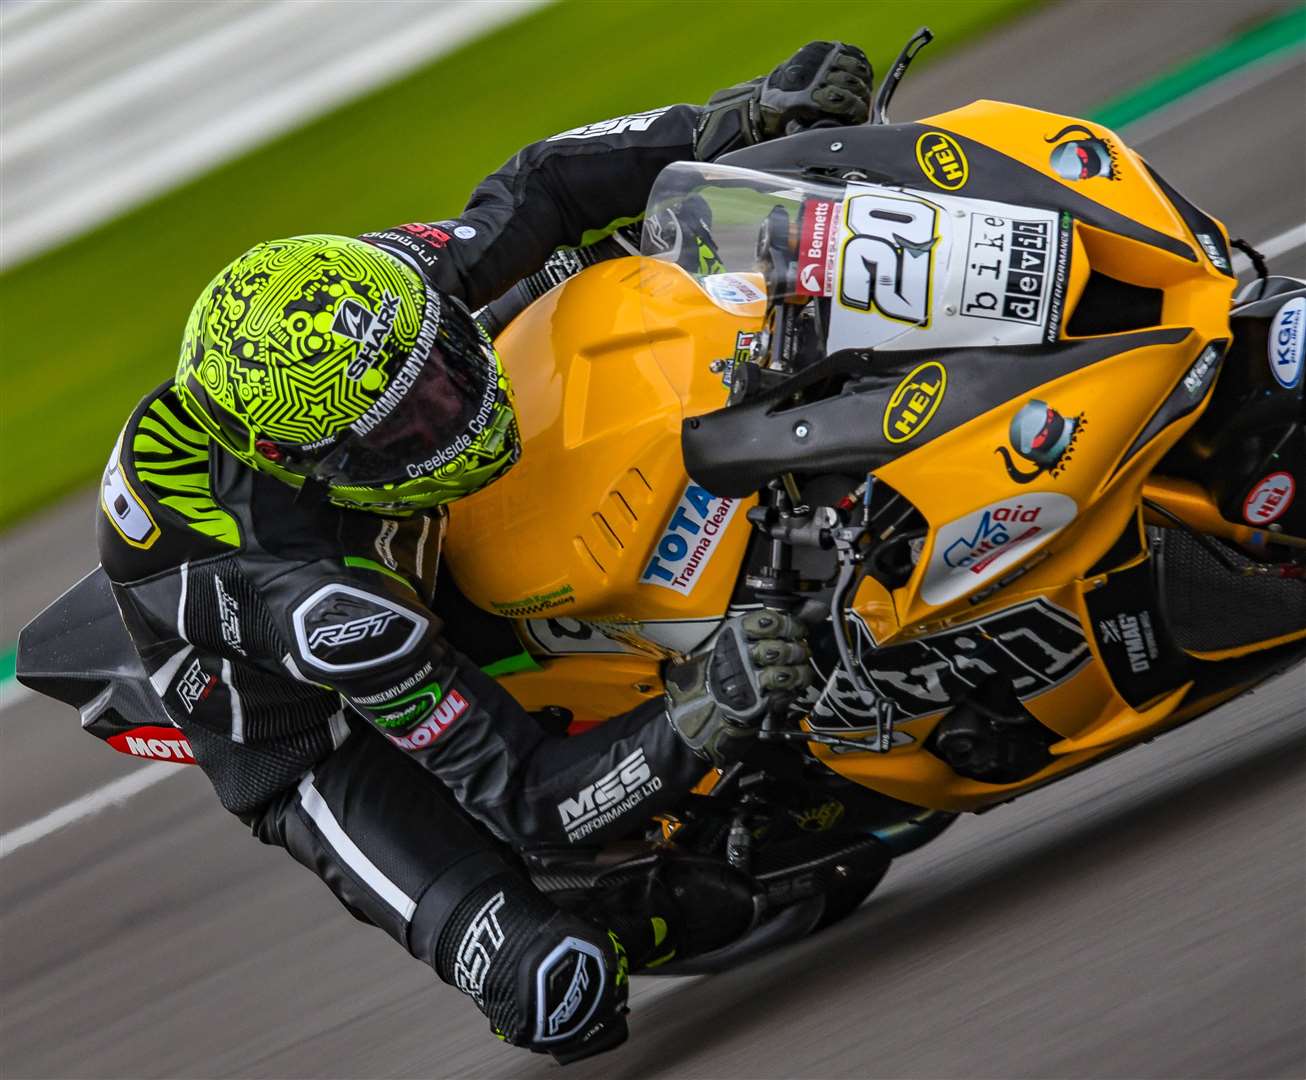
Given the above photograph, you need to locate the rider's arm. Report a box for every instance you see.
[361,42,870,311]
[360,103,701,311]
[273,562,705,847]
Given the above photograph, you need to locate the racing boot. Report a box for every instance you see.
[579,854,759,971]
[429,873,632,1064]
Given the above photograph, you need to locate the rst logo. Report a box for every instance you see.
[557,748,662,840]
[922,493,1077,606]
[309,610,398,650]
[640,482,740,595]
[293,584,427,674]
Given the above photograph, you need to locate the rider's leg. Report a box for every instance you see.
[243,721,630,1062]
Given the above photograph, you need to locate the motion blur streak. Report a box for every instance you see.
[0,0,552,270]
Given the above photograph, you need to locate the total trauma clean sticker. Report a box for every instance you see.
[640,482,740,595]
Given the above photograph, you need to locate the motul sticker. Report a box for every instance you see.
[796,199,838,297]
[383,690,468,750]
[921,493,1077,606]
[107,726,196,764]
[1243,471,1295,525]
[640,482,740,595]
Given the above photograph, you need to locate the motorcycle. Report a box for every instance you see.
[19,31,1306,971]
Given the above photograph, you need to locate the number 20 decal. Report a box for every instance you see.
[838,192,940,328]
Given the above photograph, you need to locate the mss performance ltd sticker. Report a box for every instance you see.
[920,492,1077,606]
[556,748,662,842]
[640,481,741,595]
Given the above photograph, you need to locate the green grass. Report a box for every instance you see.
[0,0,1032,526]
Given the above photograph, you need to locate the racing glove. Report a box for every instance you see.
[695,41,873,161]
[665,609,812,767]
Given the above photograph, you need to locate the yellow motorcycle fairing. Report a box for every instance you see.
[443,100,1303,808]
[444,258,758,721]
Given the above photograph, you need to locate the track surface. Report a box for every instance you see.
[2,2,1304,1077]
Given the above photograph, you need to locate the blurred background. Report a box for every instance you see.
[1,2,1303,1077]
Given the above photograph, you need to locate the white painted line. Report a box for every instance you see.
[1,0,554,269]
[1125,48,1305,146]
[0,762,182,859]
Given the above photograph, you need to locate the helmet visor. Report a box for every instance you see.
[310,290,503,488]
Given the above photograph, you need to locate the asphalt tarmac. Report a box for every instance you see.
[2,2,1304,1077]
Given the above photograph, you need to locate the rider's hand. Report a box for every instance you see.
[757,41,873,137]
[697,42,872,160]
[665,609,812,767]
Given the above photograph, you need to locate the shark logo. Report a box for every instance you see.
[1046,123,1120,181]
[332,292,400,382]
[995,400,1084,484]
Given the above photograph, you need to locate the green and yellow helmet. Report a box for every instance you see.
[175,234,520,513]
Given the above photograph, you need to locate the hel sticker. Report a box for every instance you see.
[702,273,765,307]
[915,131,968,191]
[292,583,428,673]
[640,482,740,595]
[882,361,947,444]
[796,199,838,297]
[961,213,1056,327]
[1267,296,1304,389]
[101,431,160,549]
[921,493,1078,606]
[1243,471,1295,525]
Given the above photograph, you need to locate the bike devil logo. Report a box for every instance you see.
[1045,123,1120,181]
[995,400,1084,483]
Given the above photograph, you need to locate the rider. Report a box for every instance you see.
[97,42,868,1063]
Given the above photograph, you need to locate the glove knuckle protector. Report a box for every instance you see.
[695,41,872,159]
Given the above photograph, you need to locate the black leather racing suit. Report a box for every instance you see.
[98,104,721,1058]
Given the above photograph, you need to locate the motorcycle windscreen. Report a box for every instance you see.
[638,162,845,343]
[638,161,1077,360]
